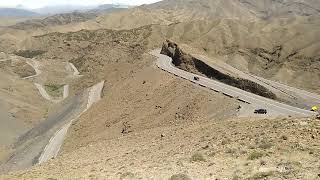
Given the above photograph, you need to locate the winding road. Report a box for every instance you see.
[150,49,316,117]
[0,81,105,173]
[0,55,105,172]
[0,92,86,173]
[38,81,105,164]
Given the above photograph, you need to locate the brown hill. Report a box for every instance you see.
[95,0,320,29]
[149,17,320,93]
[0,0,320,179]
[10,12,97,30]
[22,15,319,93]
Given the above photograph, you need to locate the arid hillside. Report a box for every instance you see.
[150,17,320,93]
[0,0,319,179]
[0,0,318,92]
[17,16,320,93]
[96,0,320,29]
[10,12,97,30]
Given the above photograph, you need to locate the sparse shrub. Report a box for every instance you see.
[225,148,237,155]
[248,151,264,160]
[240,150,247,155]
[281,135,288,140]
[44,84,64,97]
[14,50,46,58]
[249,171,275,180]
[232,174,241,180]
[221,138,231,145]
[258,141,273,149]
[208,151,216,157]
[169,174,192,180]
[119,172,135,180]
[190,153,206,162]
[260,160,267,166]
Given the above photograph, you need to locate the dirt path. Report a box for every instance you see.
[24,59,71,102]
[34,83,54,102]
[0,92,86,173]
[38,81,105,164]
[69,63,80,76]
[23,59,41,80]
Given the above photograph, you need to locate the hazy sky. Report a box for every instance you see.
[0,0,162,9]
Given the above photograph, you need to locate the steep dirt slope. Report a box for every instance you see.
[0,54,50,164]
[0,0,319,178]
[8,15,319,93]
[95,0,320,29]
[0,54,49,126]
[239,0,320,19]
[2,115,319,179]
[148,17,320,93]
[160,40,276,99]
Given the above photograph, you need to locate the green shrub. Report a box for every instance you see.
[258,141,273,149]
[248,151,264,160]
[44,84,64,97]
[190,153,206,162]
[14,50,46,58]
[249,171,275,180]
[169,174,192,180]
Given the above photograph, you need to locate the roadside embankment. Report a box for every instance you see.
[161,40,276,100]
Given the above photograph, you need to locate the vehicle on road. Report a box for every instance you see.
[254,108,267,114]
[311,106,318,112]
[194,76,199,81]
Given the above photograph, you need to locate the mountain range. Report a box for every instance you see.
[0,0,320,179]
[0,4,131,17]
[0,8,38,17]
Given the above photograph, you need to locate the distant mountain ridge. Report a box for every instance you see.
[10,11,97,30]
[0,8,38,17]
[32,5,97,15]
[146,0,320,20]
[0,3,131,17]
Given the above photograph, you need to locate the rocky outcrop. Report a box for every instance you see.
[161,40,277,99]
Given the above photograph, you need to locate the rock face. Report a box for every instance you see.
[161,40,277,99]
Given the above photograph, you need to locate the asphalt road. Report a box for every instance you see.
[38,81,104,164]
[150,49,315,117]
[0,92,87,173]
[0,56,84,173]
[191,53,320,109]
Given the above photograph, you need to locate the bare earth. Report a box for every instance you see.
[0,0,319,179]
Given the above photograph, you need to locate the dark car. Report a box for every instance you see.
[194,76,199,81]
[254,109,267,114]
